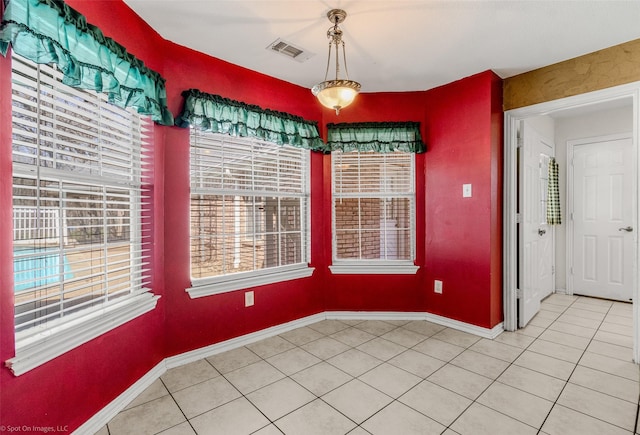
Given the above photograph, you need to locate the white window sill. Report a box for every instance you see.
[329,262,419,275]
[187,265,315,298]
[6,292,160,376]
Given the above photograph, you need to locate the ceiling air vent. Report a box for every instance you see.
[267,38,314,63]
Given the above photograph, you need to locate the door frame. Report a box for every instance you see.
[503,82,640,363]
[566,133,634,298]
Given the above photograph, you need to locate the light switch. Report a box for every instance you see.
[463,184,472,198]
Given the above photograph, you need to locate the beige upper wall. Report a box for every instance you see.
[503,38,640,110]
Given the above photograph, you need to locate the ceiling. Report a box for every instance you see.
[123,0,640,94]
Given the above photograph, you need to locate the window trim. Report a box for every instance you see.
[6,292,160,376]
[187,131,313,295]
[331,151,418,273]
[8,55,158,375]
[187,264,315,298]
[329,261,419,275]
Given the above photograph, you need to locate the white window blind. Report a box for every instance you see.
[11,55,153,336]
[190,129,310,283]
[332,151,415,261]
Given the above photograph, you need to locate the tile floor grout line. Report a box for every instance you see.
[534,295,589,435]
[471,293,591,434]
[160,376,200,435]
[302,320,466,434]
[216,350,313,435]
[251,334,381,433]
[104,297,636,435]
[636,398,640,435]
[372,328,528,433]
[268,320,460,434]
[535,295,637,434]
[441,320,547,434]
[246,319,397,435]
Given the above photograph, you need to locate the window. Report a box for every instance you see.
[188,129,312,297]
[8,55,158,375]
[331,150,418,274]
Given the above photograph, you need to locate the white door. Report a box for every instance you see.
[571,135,634,301]
[519,121,555,327]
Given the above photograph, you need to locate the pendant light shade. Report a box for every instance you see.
[312,9,361,115]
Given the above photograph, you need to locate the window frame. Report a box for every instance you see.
[187,130,314,298]
[330,150,419,275]
[6,56,159,376]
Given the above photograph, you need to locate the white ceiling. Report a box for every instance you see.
[123,0,640,93]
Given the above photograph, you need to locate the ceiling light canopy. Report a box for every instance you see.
[311,9,361,115]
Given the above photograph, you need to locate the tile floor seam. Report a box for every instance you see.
[548,404,637,434]
[518,295,577,434]
[460,296,577,434]
[275,324,490,434]
[635,399,640,435]
[215,359,318,434]
[178,363,268,424]
[536,295,635,434]
[103,295,635,435]
[261,364,405,435]
[329,328,383,348]
[236,325,406,434]
[635,349,640,435]
[159,377,198,435]
[355,397,445,434]
[436,338,532,433]
[565,368,640,404]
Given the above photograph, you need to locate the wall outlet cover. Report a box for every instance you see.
[245,291,255,307]
[463,184,472,198]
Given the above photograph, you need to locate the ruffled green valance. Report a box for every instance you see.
[327,122,426,153]
[175,89,327,152]
[0,0,174,125]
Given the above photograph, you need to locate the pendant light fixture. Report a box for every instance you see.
[312,9,361,115]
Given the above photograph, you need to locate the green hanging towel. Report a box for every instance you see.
[547,157,561,225]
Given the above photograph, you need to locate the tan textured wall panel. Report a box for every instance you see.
[504,38,640,110]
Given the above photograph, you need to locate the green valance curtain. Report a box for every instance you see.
[327,122,426,153]
[0,0,174,125]
[175,89,327,152]
[547,157,561,225]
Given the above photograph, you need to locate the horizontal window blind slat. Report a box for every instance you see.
[332,150,416,262]
[189,130,310,281]
[11,55,153,334]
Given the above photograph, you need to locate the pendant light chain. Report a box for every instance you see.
[311,9,361,114]
[323,39,332,82]
[341,39,350,81]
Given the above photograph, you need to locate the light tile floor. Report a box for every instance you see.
[99,294,639,435]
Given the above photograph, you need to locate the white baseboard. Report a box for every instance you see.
[164,313,326,369]
[73,361,167,435]
[326,311,426,321]
[74,310,503,433]
[326,311,503,339]
[423,313,503,339]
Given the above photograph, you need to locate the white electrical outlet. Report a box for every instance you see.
[463,184,472,198]
[434,280,443,294]
[245,291,254,307]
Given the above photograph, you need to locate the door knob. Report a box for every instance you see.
[538,228,546,236]
[618,226,633,232]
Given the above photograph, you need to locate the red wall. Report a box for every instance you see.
[319,92,429,312]
[320,76,502,327]
[0,1,168,432]
[421,72,503,327]
[0,0,502,432]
